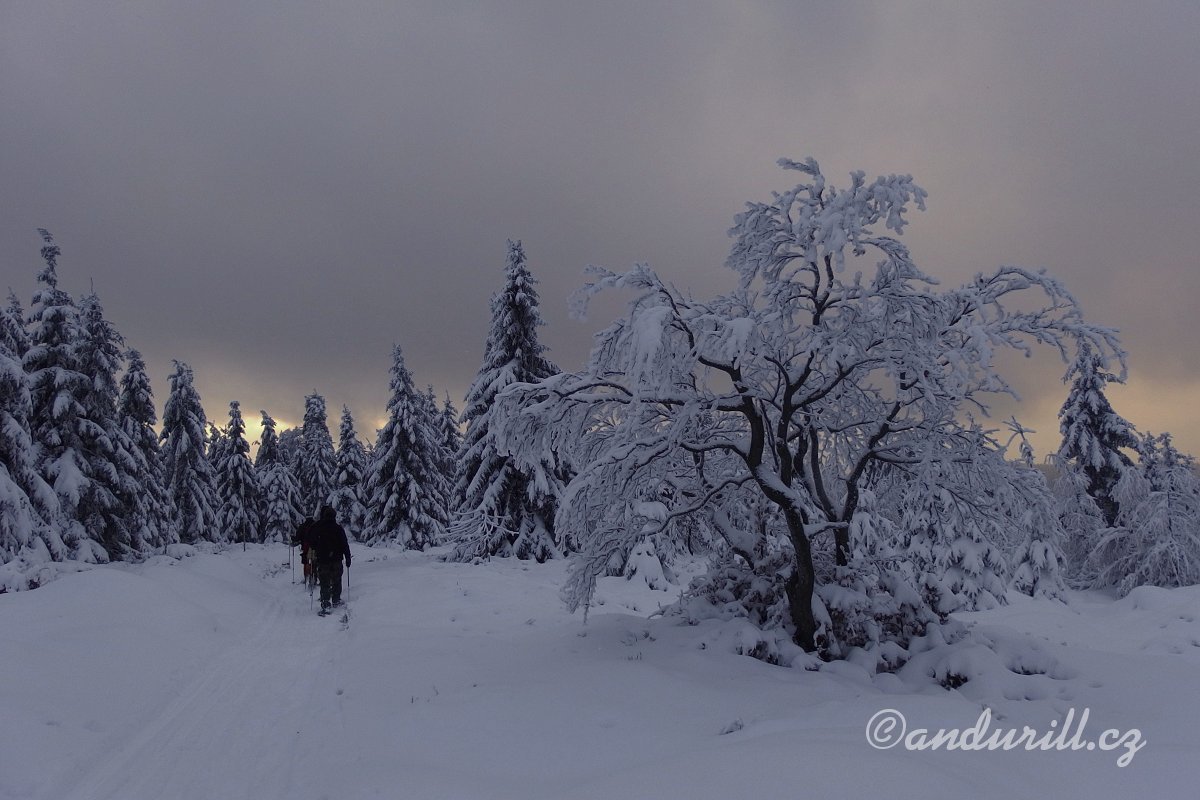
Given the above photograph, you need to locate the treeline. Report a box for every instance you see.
[0,234,559,590]
[5,168,1200,669]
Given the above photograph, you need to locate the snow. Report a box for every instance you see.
[2,545,1198,799]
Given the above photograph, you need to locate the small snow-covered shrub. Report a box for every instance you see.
[163,543,199,560]
[680,550,793,631]
[0,555,94,593]
[897,626,1074,700]
[622,536,674,590]
[816,559,940,671]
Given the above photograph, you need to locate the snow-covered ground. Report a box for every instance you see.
[2,544,1197,799]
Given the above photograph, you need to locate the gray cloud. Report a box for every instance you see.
[2,1,1197,454]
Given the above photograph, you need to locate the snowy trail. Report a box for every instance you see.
[52,594,288,799]
[40,572,338,800]
[4,545,1200,799]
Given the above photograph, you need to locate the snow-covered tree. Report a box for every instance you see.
[75,291,149,558]
[422,385,452,527]
[278,426,303,474]
[450,240,563,561]
[161,361,218,544]
[438,393,462,474]
[117,348,175,549]
[1090,433,1200,593]
[999,466,1068,601]
[24,231,110,563]
[362,345,445,548]
[891,447,1011,616]
[207,423,230,476]
[331,405,368,540]
[255,410,303,543]
[1138,431,1195,490]
[295,393,336,516]
[1052,463,1106,587]
[0,290,65,585]
[1057,340,1138,527]
[214,401,260,547]
[491,159,1121,655]
[4,292,29,359]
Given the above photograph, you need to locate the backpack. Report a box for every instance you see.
[310,519,344,563]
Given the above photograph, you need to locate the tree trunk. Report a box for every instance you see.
[783,508,818,651]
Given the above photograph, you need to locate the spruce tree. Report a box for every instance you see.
[898,455,1008,616]
[215,401,260,548]
[278,427,304,474]
[1058,341,1139,526]
[1007,471,1067,600]
[24,231,111,563]
[1054,465,1107,587]
[922,491,1009,613]
[207,423,230,475]
[439,393,462,472]
[331,405,368,540]
[362,345,444,548]
[423,385,451,528]
[1,296,65,583]
[4,292,29,359]
[296,393,336,516]
[76,291,145,558]
[255,410,303,543]
[1091,433,1200,594]
[451,240,561,561]
[437,392,462,524]
[117,348,175,549]
[161,361,218,544]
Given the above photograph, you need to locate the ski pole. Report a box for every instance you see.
[290,545,295,584]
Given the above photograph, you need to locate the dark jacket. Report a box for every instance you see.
[310,516,351,566]
[292,519,315,553]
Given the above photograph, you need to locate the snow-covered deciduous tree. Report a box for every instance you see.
[255,410,303,543]
[24,231,111,563]
[1090,433,1200,594]
[362,345,445,548]
[215,401,260,548]
[117,349,175,549]
[450,240,563,561]
[295,393,336,516]
[331,405,368,540]
[1057,340,1138,527]
[491,159,1120,655]
[161,361,218,544]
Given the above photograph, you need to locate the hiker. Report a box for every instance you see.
[292,516,316,588]
[310,505,351,615]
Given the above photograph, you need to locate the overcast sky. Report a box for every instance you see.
[2,1,1197,457]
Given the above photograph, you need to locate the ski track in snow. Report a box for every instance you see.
[36,562,354,800]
